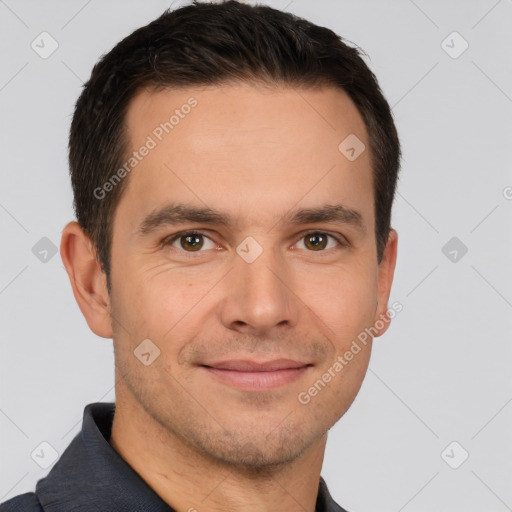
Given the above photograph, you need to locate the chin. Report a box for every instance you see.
[190,422,320,471]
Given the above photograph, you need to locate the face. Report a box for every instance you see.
[107,82,396,468]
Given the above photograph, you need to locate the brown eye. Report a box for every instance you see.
[296,232,345,252]
[164,231,215,253]
[179,233,204,251]
[305,232,330,250]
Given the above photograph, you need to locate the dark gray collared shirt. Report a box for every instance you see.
[0,402,349,512]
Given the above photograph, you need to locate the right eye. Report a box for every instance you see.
[162,231,218,254]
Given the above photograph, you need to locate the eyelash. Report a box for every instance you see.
[160,230,349,256]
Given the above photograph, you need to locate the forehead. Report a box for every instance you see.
[125,82,367,148]
[115,82,373,235]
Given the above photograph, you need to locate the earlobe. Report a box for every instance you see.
[372,228,398,338]
[60,221,113,339]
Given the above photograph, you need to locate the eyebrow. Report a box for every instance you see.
[136,202,367,237]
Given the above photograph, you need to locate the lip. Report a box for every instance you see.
[202,359,309,371]
[200,359,312,390]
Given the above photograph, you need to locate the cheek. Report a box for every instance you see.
[302,264,378,339]
[119,267,213,344]
[110,272,202,384]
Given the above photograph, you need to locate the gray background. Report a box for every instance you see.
[1,0,511,511]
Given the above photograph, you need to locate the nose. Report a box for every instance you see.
[218,242,299,336]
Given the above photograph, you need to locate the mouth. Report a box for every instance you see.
[199,359,313,390]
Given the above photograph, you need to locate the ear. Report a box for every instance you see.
[372,228,398,337]
[60,221,113,339]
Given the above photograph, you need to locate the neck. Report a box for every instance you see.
[109,387,327,512]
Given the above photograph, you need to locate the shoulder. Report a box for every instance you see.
[0,493,44,512]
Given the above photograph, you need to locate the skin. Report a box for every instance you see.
[61,82,398,512]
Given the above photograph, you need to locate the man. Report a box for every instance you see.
[0,1,400,511]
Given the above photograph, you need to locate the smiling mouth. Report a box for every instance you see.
[199,359,313,390]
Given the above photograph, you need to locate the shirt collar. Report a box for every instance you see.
[35,402,347,512]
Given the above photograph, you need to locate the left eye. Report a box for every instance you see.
[295,232,342,251]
